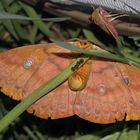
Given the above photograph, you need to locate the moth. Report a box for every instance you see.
[0,40,140,124]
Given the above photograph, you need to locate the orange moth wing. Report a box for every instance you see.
[0,41,140,124]
[0,43,76,119]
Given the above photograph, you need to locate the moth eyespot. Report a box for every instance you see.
[23,58,33,69]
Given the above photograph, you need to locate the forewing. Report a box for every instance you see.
[0,43,76,119]
[74,60,140,124]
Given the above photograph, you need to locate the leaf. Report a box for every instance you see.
[0,11,71,21]
[18,1,58,38]
[75,135,100,140]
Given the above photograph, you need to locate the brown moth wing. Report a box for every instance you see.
[117,63,140,121]
[1,42,140,123]
[27,83,76,119]
[74,60,140,124]
[0,43,76,119]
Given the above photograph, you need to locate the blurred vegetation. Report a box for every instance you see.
[0,0,140,140]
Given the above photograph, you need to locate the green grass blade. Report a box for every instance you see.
[51,39,130,63]
[83,28,108,49]
[0,1,19,40]
[52,39,140,68]
[1,19,19,40]
[23,126,39,140]
[68,28,81,38]
[12,20,33,42]
[75,135,99,140]
[100,132,120,140]
[28,25,38,43]
[8,2,21,13]
[0,11,71,21]
[18,2,56,38]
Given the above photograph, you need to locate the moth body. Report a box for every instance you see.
[68,40,93,91]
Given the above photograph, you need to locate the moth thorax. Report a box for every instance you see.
[68,40,93,91]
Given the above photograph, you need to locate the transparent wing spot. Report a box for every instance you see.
[23,58,33,69]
